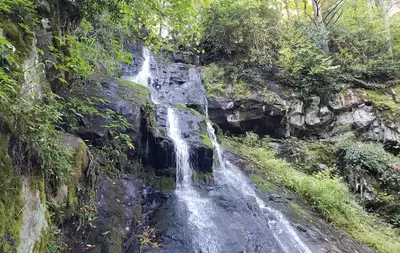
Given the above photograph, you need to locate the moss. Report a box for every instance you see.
[297,140,334,172]
[358,87,400,121]
[202,64,227,98]
[0,19,30,61]
[232,81,251,99]
[159,128,167,137]
[0,134,23,253]
[134,207,142,226]
[67,186,78,210]
[192,169,212,184]
[74,142,88,174]
[116,78,151,105]
[143,102,157,133]
[261,90,276,104]
[174,102,187,110]
[157,176,175,192]
[33,228,48,253]
[200,132,212,148]
[251,174,278,192]
[288,202,308,216]
[189,108,202,116]
[28,175,46,204]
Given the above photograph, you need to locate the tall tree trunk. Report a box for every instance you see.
[294,0,301,22]
[312,0,330,53]
[283,0,292,21]
[379,0,393,56]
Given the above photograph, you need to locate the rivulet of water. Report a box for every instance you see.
[167,108,219,253]
[206,119,312,253]
[123,47,151,87]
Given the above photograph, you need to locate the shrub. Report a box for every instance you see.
[277,26,339,102]
[200,0,280,65]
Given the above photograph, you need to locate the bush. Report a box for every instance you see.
[200,0,280,65]
[277,26,339,102]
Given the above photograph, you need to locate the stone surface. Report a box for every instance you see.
[18,177,48,253]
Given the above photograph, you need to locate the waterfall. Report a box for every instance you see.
[167,108,220,253]
[122,47,151,87]
[205,114,312,253]
[167,108,193,190]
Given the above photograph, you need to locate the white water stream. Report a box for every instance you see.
[167,108,219,253]
[206,121,312,253]
[123,47,152,87]
[125,46,312,253]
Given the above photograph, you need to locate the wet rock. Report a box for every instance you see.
[269,193,282,201]
[63,176,143,253]
[60,77,151,146]
[144,106,213,174]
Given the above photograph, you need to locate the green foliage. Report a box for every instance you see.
[330,0,400,80]
[0,0,36,24]
[336,140,400,187]
[202,63,226,98]
[200,0,280,65]
[277,26,339,102]
[0,134,24,253]
[222,134,400,252]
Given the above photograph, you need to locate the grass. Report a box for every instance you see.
[221,135,400,253]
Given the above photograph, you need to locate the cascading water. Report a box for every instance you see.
[206,117,312,253]
[124,46,316,252]
[167,108,220,253]
[122,47,151,87]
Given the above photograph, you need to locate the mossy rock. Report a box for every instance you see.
[0,18,31,61]
[0,133,24,253]
[116,78,151,105]
[55,133,89,222]
[200,132,212,149]
[358,87,400,121]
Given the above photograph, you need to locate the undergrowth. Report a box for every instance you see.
[222,134,400,253]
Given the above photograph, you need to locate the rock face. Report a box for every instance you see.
[143,106,213,175]
[18,177,48,253]
[209,86,400,146]
[121,43,207,107]
[208,97,287,137]
[63,176,144,253]
[61,77,151,146]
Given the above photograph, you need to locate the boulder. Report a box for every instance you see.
[352,105,376,128]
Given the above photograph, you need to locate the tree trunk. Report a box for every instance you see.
[294,0,301,22]
[283,0,292,21]
[379,0,393,56]
[312,0,330,53]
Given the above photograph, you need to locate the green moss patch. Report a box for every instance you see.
[0,19,29,60]
[200,132,212,148]
[0,134,24,253]
[358,87,400,121]
[116,78,151,105]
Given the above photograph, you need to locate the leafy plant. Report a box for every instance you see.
[200,0,280,65]
[277,26,339,102]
